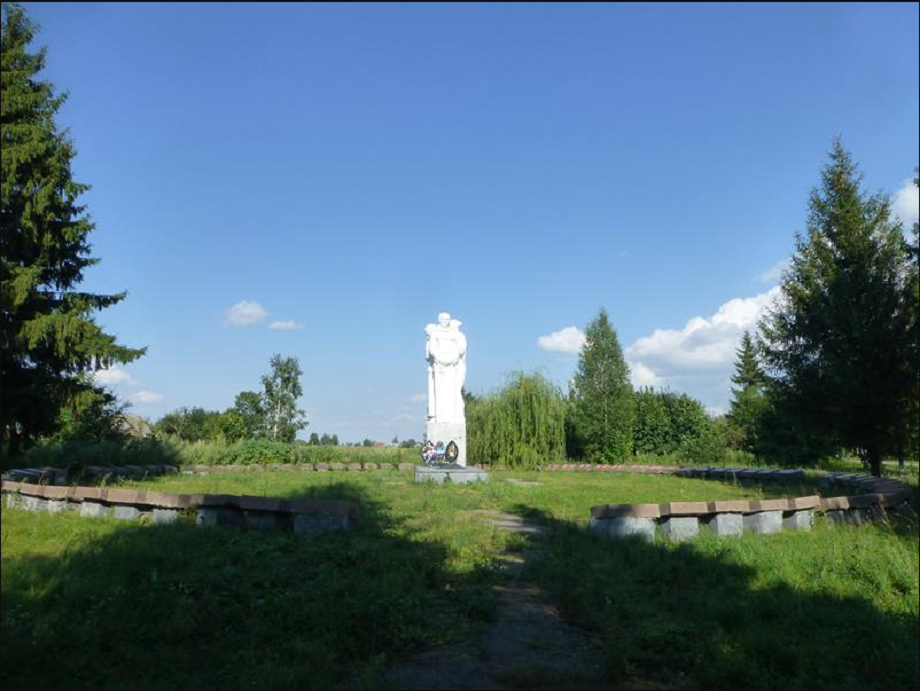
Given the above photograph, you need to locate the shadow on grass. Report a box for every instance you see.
[509,503,919,690]
[0,482,497,691]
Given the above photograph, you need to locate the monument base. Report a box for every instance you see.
[426,421,467,467]
[414,464,489,485]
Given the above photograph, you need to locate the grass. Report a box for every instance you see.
[2,470,918,690]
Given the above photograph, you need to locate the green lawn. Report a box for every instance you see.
[2,471,917,690]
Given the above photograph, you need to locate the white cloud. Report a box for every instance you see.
[131,391,163,404]
[537,326,586,354]
[756,259,788,284]
[629,362,662,388]
[893,178,919,230]
[410,393,427,403]
[270,320,303,330]
[224,300,267,327]
[624,287,780,408]
[93,366,134,386]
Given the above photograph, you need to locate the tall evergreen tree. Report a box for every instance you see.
[759,141,913,476]
[727,331,768,453]
[901,170,919,464]
[261,354,307,442]
[1,5,144,452]
[568,308,635,462]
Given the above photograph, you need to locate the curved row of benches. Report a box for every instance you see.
[1,480,358,534]
[578,466,914,541]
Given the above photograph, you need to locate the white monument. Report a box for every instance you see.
[424,312,467,467]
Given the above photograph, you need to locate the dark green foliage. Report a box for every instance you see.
[903,170,919,462]
[567,309,635,462]
[1,5,145,450]
[727,332,768,453]
[220,390,264,441]
[261,354,307,442]
[53,378,130,443]
[759,141,914,475]
[155,407,223,442]
[317,433,339,446]
[677,417,728,465]
[633,388,709,456]
[467,371,567,468]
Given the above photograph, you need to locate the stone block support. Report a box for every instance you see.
[660,516,699,542]
[705,513,743,537]
[743,510,783,535]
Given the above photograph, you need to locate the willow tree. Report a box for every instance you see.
[466,371,566,468]
[759,141,913,476]
[1,5,144,452]
[567,308,634,462]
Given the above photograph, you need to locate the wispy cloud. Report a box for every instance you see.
[224,300,268,327]
[270,320,303,330]
[537,326,586,354]
[93,366,134,386]
[755,258,788,284]
[410,393,427,403]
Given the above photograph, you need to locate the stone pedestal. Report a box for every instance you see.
[589,516,656,542]
[705,513,743,537]
[414,464,488,485]
[661,516,699,542]
[743,510,783,535]
[426,421,467,467]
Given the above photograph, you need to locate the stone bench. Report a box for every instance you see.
[588,471,913,542]
[2,481,358,535]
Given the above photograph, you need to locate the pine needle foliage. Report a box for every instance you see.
[1,4,145,450]
[759,141,914,475]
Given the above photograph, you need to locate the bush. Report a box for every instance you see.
[677,420,729,466]
[633,388,709,456]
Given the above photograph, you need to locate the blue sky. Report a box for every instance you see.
[22,2,919,441]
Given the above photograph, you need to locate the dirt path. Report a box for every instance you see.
[366,511,608,690]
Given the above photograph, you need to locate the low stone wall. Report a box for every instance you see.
[1,481,358,534]
[585,469,913,542]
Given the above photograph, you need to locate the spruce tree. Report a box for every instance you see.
[568,308,635,462]
[902,170,919,465]
[759,141,913,475]
[727,331,767,453]
[1,5,144,451]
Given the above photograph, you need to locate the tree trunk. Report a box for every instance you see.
[867,444,882,478]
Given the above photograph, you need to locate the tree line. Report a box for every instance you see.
[155,354,306,443]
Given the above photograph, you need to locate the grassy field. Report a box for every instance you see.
[2,470,917,690]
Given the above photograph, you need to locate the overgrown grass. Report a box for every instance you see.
[4,471,916,689]
[9,437,918,485]
[4,438,424,472]
[529,514,919,689]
